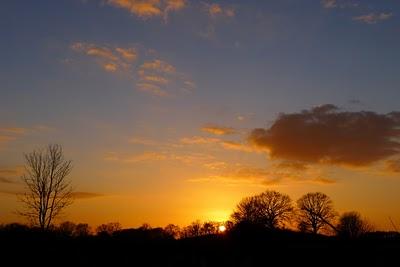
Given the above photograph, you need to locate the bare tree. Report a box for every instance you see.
[231,190,294,229]
[337,211,373,238]
[297,192,337,234]
[18,144,73,231]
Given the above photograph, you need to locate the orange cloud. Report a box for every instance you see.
[72,42,194,97]
[140,59,176,74]
[220,141,253,153]
[115,47,138,61]
[141,75,169,84]
[107,0,186,19]
[180,136,220,144]
[0,127,26,134]
[137,83,168,96]
[353,13,393,24]
[103,62,118,72]
[249,105,400,166]
[71,42,136,73]
[201,124,236,135]
[124,151,168,163]
[207,3,235,18]
[0,127,27,146]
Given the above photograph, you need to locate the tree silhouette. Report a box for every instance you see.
[164,224,180,239]
[232,190,293,229]
[297,192,336,234]
[201,221,219,235]
[96,222,121,235]
[181,220,202,238]
[18,144,73,231]
[337,211,373,238]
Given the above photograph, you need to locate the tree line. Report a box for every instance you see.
[11,144,376,239]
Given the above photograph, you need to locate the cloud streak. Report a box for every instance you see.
[201,124,236,135]
[71,192,105,199]
[107,0,186,20]
[353,13,393,24]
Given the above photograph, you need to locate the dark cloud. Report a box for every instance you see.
[249,105,400,166]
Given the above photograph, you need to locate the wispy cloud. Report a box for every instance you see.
[0,127,26,146]
[129,136,159,146]
[106,0,186,20]
[71,42,134,73]
[321,0,337,9]
[220,141,253,153]
[0,166,24,184]
[71,192,105,199]
[180,136,220,144]
[385,159,400,173]
[353,13,393,24]
[189,163,334,186]
[0,177,16,184]
[206,3,235,18]
[201,124,236,135]
[104,151,214,165]
[71,42,195,97]
[321,0,359,9]
[136,83,167,96]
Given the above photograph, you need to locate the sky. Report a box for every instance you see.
[0,0,400,230]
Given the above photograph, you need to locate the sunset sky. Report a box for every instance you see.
[1,0,400,230]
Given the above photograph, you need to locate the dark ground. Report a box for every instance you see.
[1,225,399,267]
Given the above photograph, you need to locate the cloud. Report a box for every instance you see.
[312,177,336,185]
[201,124,236,135]
[207,3,235,18]
[137,83,168,96]
[180,136,220,144]
[141,75,169,85]
[321,0,336,9]
[0,177,15,184]
[71,42,195,97]
[115,47,138,61]
[0,135,16,144]
[0,166,24,184]
[385,159,400,173]
[71,192,105,199]
[124,151,168,162]
[0,127,27,135]
[107,0,186,20]
[129,137,158,146]
[353,13,393,24]
[140,59,176,74]
[103,62,118,72]
[249,104,400,166]
[0,127,27,146]
[220,141,253,152]
[321,0,359,9]
[71,42,135,73]
[105,151,214,165]
[276,161,309,171]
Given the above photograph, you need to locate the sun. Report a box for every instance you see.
[218,225,226,232]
